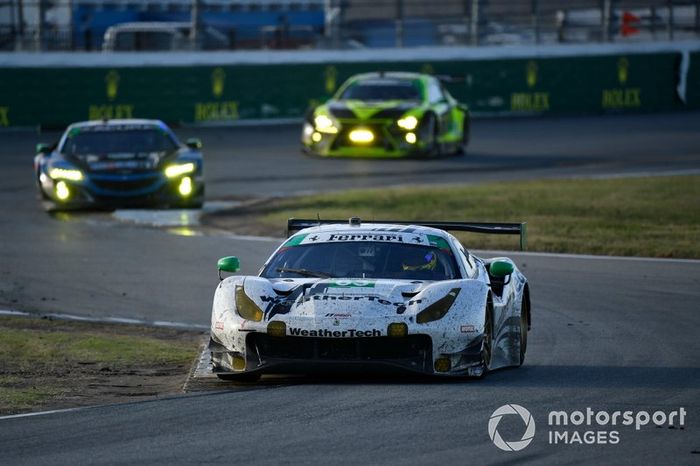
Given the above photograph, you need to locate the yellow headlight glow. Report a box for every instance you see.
[49,168,83,181]
[165,162,196,178]
[314,114,338,134]
[55,181,70,200]
[348,128,374,144]
[178,176,193,197]
[311,132,322,143]
[235,284,264,321]
[405,132,417,144]
[397,115,419,131]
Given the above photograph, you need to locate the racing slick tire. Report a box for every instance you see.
[477,296,494,378]
[422,113,441,158]
[518,294,530,366]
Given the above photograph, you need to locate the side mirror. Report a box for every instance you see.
[186,138,202,150]
[36,143,51,154]
[217,256,240,280]
[489,260,514,278]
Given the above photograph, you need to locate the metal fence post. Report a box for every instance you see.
[470,0,479,45]
[532,0,540,44]
[36,0,45,51]
[602,0,612,42]
[395,0,404,48]
[191,0,201,50]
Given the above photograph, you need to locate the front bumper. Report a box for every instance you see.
[39,170,204,209]
[301,120,429,158]
[210,331,484,378]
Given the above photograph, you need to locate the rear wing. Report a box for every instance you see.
[286,218,527,250]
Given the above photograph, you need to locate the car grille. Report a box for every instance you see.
[333,124,396,150]
[90,176,161,193]
[248,333,432,362]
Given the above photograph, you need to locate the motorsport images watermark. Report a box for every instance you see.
[489,405,687,451]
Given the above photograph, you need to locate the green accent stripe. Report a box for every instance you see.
[283,234,307,247]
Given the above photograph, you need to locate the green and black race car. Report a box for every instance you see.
[302,72,470,158]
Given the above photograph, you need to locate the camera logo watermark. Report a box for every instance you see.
[488,404,536,451]
[488,405,687,450]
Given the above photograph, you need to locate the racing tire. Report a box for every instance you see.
[422,114,441,158]
[216,372,261,382]
[478,296,494,377]
[518,295,529,366]
[459,119,470,155]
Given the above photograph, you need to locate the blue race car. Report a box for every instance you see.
[34,119,204,211]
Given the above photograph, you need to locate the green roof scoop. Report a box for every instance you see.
[217,256,240,280]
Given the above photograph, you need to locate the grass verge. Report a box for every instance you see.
[207,175,700,258]
[0,316,201,415]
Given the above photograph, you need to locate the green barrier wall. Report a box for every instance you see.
[0,51,697,128]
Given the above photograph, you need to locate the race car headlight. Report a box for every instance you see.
[234,284,263,322]
[49,168,83,181]
[397,115,419,131]
[348,128,374,144]
[165,162,196,179]
[416,288,461,324]
[314,114,339,134]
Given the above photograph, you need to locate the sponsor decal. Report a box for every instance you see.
[214,321,224,330]
[0,106,9,127]
[460,325,475,333]
[328,280,375,288]
[298,294,422,308]
[325,313,352,319]
[327,233,405,243]
[288,327,381,338]
[601,57,642,109]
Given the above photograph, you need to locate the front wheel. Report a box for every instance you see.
[477,297,494,377]
[421,114,441,158]
[518,296,529,366]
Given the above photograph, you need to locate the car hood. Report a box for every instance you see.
[327,100,419,120]
[241,277,462,321]
[67,149,178,172]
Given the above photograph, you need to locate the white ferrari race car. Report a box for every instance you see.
[210,218,530,380]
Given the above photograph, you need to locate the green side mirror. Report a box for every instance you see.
[36,143,51,154]
[186,138,202,150]
[217,256,240,279]
[489,260,514,278]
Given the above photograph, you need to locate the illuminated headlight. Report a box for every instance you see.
[235,284,263,321]
[55,181,70,200]
[416,288,461,324]
[348,128,374,144]
[178,176,193,197]
[165,162,196,178]
[405,132,417,144]
[49,168,83,181]
[314,114,339,134]
[397,115,419,131]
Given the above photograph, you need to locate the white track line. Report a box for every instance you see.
[0,309,208,330]
[0,407,84,421]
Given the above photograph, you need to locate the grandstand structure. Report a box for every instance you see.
[0,0,698,51]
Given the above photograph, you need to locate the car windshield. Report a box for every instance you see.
[262,241,460,281]
[339,79,422,101]
[61,129,177,155]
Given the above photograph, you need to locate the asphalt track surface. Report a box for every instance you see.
[1,112,699,464]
